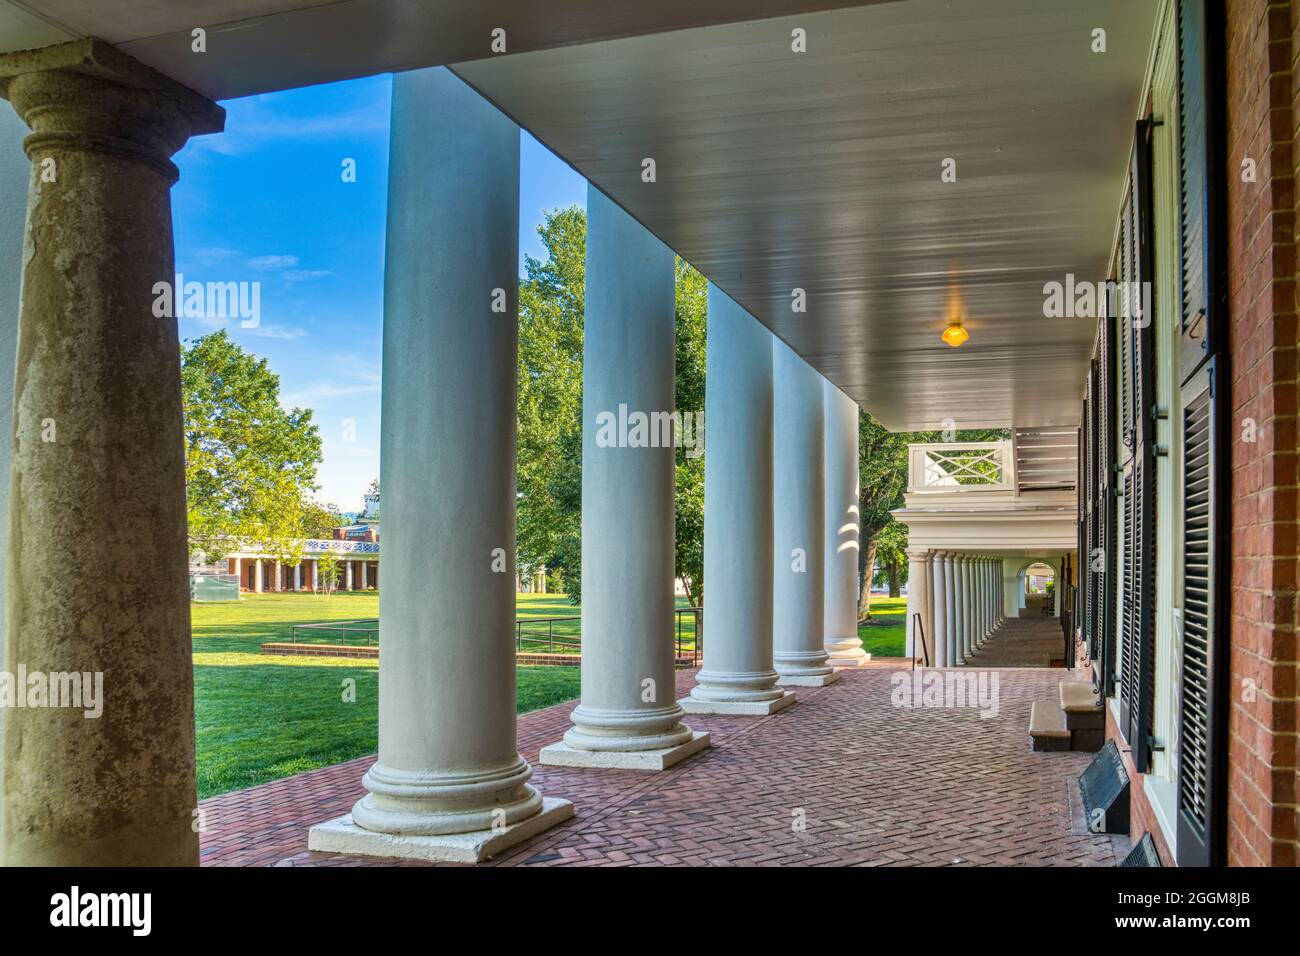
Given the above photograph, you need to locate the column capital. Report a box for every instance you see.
[0,39,224,182]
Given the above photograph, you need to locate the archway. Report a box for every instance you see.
[1014,558,1060,618]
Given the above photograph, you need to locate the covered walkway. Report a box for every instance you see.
[199,668,1123,867]
[963,617,1066,670]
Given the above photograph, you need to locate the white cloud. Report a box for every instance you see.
[247,254,300,270]
[283,269,333,284]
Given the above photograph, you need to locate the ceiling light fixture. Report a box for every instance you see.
[941,321,970,347]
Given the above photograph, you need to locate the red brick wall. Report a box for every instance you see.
[1225,0,1299,867]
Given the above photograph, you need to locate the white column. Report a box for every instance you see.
[540,185,707,771]
[309,560,317,592]
[943,552,958,666]
[954,554,969,665]
[232,557,241,589]
[773,342,837,688]
[344,560,353,591]
[822,380,866,667]
[294,564,302,591]
[254,560,264,593]
[309,67,571,862]
[931,552,948,667]
[681,287,791,715]
[905,548,930,662]
[360,561,369,589]
[977,557,987,643]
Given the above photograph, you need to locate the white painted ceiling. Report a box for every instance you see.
[456,0,1159,430]
[1,0,1157,430]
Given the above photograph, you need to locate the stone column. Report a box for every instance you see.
[772,342,837,687]
[0,39,223,866]
[360,561,368,590]
[905,548,930,663]
[0,87,25,852]
[309,560,317,592]
[963,556,975,660]
[294,564,303,591]
[539,185,707,771]
[976,557,987,643]
[309,67,571,863]
[680,286,792,715]
[953,555,968,665]
[254,559,263,593]
[822,379,865,667]
[930,552,948,667]
[344,560,353,591]
[232,557,241,589]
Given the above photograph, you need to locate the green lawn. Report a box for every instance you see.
[192,592,581,798]
[858,595,906,658]
[193,590,899,799]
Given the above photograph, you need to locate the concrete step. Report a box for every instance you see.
[1060,681,1104,732]
[1029,701,1071,752]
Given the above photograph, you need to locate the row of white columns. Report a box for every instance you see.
[905,551,1004,667]
[310,67,865,862]
[232,557,375,592]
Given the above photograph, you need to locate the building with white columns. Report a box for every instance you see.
[0,0,1295,871]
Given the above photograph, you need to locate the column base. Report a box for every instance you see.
[539,731,710,771]
[827,650,870,668]
[777,671,842,688]
[678,691,795,716]
[307,797,574,864]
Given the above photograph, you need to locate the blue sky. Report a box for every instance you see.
[172,73,587,510]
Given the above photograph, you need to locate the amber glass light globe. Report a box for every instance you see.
[941,323,970,347]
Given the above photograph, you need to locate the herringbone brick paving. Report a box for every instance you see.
[963,616,1065,668]
[198,666,1122,866]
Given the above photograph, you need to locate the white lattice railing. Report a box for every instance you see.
[907,441,1016,493]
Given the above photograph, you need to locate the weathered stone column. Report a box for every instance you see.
[954,554,969,665]
[905,548,930,663]
[930,552,948,667]
[0,87,25,853]
[540,185,707,771]
[0,39,223,866]
[309,67,571,863]
[680,286,792,716]
[822,380,866,667]
[772,341,838,687]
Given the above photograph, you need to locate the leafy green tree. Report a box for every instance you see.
[181,330,323,561]
[673,257,707,607]
[515,207,709,606]
[516,207,586,598]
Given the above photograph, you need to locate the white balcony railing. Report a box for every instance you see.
[906,441,1016,494]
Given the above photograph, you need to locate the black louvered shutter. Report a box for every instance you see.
[1174,0,1228,868]
[1097,309,1117,697]
[1128,118,1157,773]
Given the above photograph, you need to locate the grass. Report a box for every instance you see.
[192,590,901,799]
[192,592,580,798]
[858,595,907,658]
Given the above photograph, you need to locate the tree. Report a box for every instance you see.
[516,206,586,599]
[315,553,341,598]
[873,520,908,598]
[182,330,323,561]
[673,257,707,607]
[515,206,709,607]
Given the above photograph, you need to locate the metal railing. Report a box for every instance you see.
[515,606,703,665]
[290,619,379,646]
[283,607,705,665]
[910,612,930,670]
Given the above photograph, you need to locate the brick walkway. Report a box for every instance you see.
[199,666,1124,866]
[962,616,1067,668]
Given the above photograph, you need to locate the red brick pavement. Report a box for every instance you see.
[199,666,1124,867]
